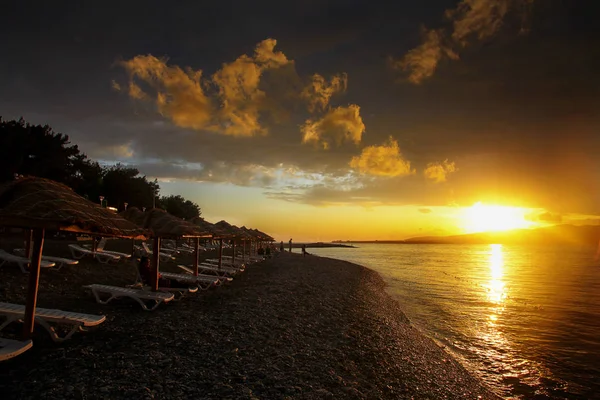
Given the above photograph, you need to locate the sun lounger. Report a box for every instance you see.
[176,265,233,284]
[0,302,106,342]
[87,238,132,260]
[160,271,219,290]
[68,244,121,264]
[0,249,56,273]
[141,243,175,262]
[13,248,78,270]
[84,284,174,311]
[0,338,33,361]
[204,259,244,272]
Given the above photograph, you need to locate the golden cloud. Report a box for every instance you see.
[111,80,121,91]
[120,54,213,130]
[349,137,414,177]
[424,160,457,182]
[394,29,457,84]
[212,38,292,136]
[395,0,534,84]
[301,73,348,113]
[118,39,358,140]
[301,105,365,149]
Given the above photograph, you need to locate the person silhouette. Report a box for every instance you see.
[288,238,292,252]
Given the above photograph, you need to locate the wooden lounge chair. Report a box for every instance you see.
[177,264,235,281]
[68,244,121,264]
[13,248,79,270]
[84,284,174,311]
[0,249,56,273]
[0,338,32,361]
[0,302,106,342]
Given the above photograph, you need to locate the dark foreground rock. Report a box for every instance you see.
[0,249,499,399]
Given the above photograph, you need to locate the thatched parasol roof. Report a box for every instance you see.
[0,177,147,239]
[123,208,211,238]
[190,217,231,238]
[253,228,275,242]
[215,220,252,240]
[120,206,145,226]
[240,226,274,241]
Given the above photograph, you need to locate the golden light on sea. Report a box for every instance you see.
[487,244,507,305]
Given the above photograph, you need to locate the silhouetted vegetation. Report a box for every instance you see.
[0,117,201,217]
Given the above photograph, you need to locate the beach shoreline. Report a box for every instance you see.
[0,243,499,399]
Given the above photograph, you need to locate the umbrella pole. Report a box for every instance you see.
[193,237,199,276]
[24,229,33,259]
[218,238,223,269]
[151,237,161,291]
[232,240,236,266]
[22,228,45,340]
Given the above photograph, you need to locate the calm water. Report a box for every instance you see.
[302,243,600,399]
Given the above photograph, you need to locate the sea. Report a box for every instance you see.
[299,243,600,399]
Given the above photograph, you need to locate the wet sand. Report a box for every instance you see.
[0,241,499,399]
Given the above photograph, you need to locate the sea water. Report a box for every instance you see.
[303,243,600,399]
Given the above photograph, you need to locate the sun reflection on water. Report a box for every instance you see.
[488,244,507,305]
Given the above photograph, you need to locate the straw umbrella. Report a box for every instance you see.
[214,220,252,266]
[122,209,211,291]
[0,177,147,339]
[191,218,235,270]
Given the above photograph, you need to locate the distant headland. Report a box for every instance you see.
[332,224,600,246]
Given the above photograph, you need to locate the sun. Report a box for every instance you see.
[463,202,533,233]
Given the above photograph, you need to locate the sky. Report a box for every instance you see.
[1,0,600,242]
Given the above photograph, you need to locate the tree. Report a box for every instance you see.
[102,164,159,211]
[0,117,83,183]
[158,195,201,220]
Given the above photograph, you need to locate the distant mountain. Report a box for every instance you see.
[403,224,600,245]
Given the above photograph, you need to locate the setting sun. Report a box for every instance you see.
[463,202,533,233]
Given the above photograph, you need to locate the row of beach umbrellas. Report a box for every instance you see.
[0,176,275,340]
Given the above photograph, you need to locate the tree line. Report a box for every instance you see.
[0,117,201,220]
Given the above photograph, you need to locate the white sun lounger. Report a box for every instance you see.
[13,248,78,270]
[0,302,106,342]
[176,265,233,284]
[206,260,246,271]
[0,249,56,273]
[141,243,175,262]
[204,260,244,272]
[68,244,121,264]
[160,271,219,290]
[84,284,174,311]
[85,238,132,260]
[0,338,33,361]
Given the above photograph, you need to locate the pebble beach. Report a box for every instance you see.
[0,242,499,399]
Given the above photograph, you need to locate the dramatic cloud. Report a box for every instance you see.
[301,105,365,149]
[424,160,457,182]
[301,73,348,113]
[349,137,414,177]
[395,0,535,83]
[119,39,357,139]
[120,54,213,130]
[393,29,457,84]
[211,38,292,136]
